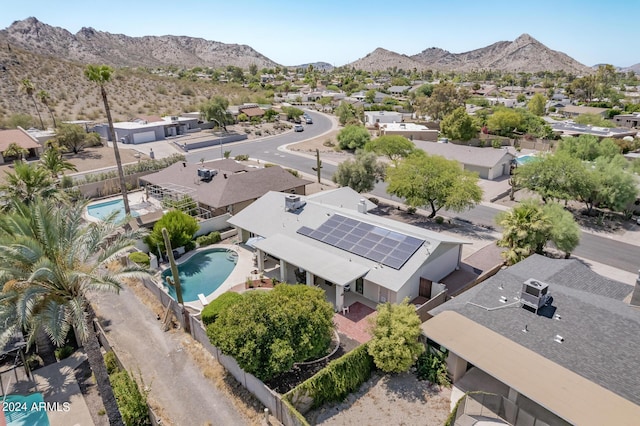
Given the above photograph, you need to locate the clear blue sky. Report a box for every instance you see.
[1,0,638,67]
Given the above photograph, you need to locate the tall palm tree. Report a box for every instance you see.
[37,90,57,128]
[0,161,63,210]
[0,199,149,425]
[20,78,45,130]
[84,65,130,215]
[39,146,77,179]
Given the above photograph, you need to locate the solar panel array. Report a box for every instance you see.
[297,214,424,269]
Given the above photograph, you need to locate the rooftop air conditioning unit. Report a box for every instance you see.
[285,194,304,212]
[197,168,218,181]
[520,278,551,314]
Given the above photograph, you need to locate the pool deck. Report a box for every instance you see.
[155,243,254,311]
[84,191,163,223]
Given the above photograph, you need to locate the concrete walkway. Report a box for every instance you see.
[89,285,249,426]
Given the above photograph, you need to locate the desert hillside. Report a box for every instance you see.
[0,17,280,69]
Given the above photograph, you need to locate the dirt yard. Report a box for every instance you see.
[306,371,451,426]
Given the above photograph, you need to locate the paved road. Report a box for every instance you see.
[185,110,640,275]
[90,285,248,426]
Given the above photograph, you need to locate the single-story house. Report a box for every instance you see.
[612,112,640,128]
[228,187,469,311]
[0,127,42,164]
[238,105,265,120]
[559,105,608,118]
[423,254,640,426]
[364,110,403,125]
[485,97,518,108]
[93,115,199,144]
[140,159,311,217]
[551,122,638,139]
[379,122,439,142]
[387,86,412,96]
[351,91,387,103]
[412,141,516,180]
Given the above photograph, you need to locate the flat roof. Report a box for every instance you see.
[422,311,640,426]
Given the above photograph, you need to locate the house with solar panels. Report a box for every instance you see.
[227,187,469,311]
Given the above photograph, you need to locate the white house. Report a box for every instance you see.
[364,110,403,125]
[228,188,468,311]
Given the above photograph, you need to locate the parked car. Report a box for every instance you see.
[305,117,313,124]
[294,125,304,132]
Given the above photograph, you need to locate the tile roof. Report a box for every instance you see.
[0,128,41,152]
[238,107,265,117]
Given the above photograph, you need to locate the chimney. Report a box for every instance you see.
[357,199,367,214]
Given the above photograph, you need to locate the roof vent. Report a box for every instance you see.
[357,199,367,214]
[520,278,551,314]
[554,335,564,343]
[499,296,508,303]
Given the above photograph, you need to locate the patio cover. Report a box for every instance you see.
[253,234,369,286]
[422,311,640,425]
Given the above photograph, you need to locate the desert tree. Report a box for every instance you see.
[332,151,385,193]
[440,106,478,142]
[364,135,415,164]
[386,151,483,218]
[85,64,130,215]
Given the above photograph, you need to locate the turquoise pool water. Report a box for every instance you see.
[161,248,238,302]
[87,198,139,222]
[516,154,538,165]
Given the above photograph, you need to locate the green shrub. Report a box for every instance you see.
[128,252,150,267]
[104,351,120,375]
[184,240,196,252]
[234,154,249,161]
[435,216,444,225]
[110,370,150,426]
[415,348,450,387]
[144,210,198,257]
[287,344,373,409]
[60,175,74,189]
[368,197,379,205]
[195,231,221,247]
[54,346,74,360]
[406,206,417,215]
[201,292,243,325]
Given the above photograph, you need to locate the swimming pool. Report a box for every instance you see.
[161,248,238,302]
[87,198,140,222]
[516,154,538,165]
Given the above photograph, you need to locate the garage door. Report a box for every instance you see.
[133,131,156,144]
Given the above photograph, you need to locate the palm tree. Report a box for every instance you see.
[20,78,45,129]
[84,65,130,215]
[39,146,77,179]
[0,199,149,425]
[495,200,551,265]
[0,161,63,209]
[37,90,57,128]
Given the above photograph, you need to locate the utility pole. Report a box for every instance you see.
[162,228,190,333]
[311,148,322,184]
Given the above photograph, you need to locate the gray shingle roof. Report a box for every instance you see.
[140,160,310,209]
[412,141,516,168]
[429,254,639,405]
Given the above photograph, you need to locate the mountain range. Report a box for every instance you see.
[1,18,595,74]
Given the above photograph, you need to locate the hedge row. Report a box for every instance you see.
[287,343,374,410]
[104,351,150,426]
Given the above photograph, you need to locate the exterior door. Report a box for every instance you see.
[419,278,432,298]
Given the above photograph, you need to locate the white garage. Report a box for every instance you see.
[133,131,157,144]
